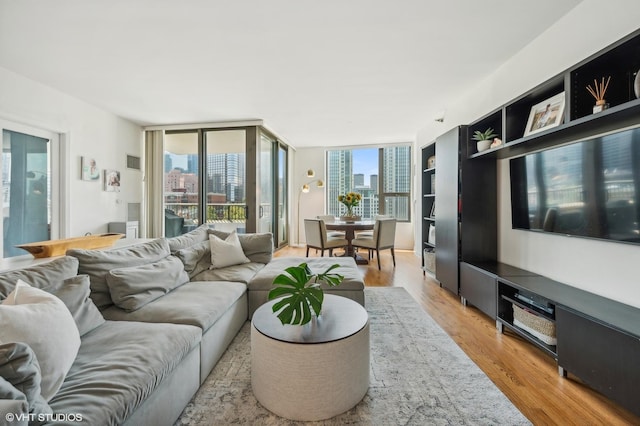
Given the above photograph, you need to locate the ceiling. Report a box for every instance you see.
[0,0,582,148]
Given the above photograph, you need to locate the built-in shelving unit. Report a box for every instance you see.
[421,144,436,275]
[465,28,640,161]
[452,28,640,417]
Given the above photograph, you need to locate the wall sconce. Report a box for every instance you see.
[297,169,324,246]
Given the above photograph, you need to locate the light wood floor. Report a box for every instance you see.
[275,246,640,426]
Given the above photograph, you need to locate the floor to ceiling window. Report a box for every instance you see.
[326,144,411,221]
[1,124,59,258]
[160,125,288,246]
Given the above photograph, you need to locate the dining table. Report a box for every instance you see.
[325,220,375,265]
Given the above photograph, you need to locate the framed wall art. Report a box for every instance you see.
[81,157,100,181]
[104,169,121,192]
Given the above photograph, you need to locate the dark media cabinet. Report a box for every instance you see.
[461,261,640,417]
[422,28,640,417]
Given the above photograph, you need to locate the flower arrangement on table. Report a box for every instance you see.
[337,192,362,218]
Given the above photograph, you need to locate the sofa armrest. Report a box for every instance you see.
[0,399,29,426]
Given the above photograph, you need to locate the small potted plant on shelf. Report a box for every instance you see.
[472,128,498,152]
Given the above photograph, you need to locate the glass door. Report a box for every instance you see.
[204,129,247,233]
[277,144,288,247]
[259,132,274,234]
[2,129,52,257]
[163,131,200,237]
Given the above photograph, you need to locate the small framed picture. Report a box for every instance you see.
[81,157,100,181]
[524,92,565,137]
[104,169,121,192]
[430,201,436,218]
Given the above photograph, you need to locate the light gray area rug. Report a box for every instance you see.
[175,287,531,425]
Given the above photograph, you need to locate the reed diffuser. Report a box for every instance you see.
[586,76,610,113]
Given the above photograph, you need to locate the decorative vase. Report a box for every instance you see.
[634,69,640,99]
[476,140,491,152]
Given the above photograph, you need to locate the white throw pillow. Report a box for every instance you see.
[0,280,81,401]
[209,230,251,269]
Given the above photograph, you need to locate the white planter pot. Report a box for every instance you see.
[476,140,491,152]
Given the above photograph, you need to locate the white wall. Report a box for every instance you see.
[415,0,640,307]
[294,146,414,250]
[0,66,143,237]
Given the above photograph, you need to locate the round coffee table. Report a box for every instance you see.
[251,294,369,421]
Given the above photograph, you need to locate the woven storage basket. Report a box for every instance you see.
[513,304,556,345]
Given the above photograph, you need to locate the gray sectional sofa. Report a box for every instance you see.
[0,226,365,425]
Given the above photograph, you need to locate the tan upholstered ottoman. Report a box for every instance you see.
[247,256,365,317]
[251,295,369,421]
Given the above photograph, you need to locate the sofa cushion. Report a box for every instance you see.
[67,238,171,309]
[0,342,52,416]
[209,231,251,269]
[0,256,79,300]
[105,256,189,312]
[192,261,264,284]
[101,281,246,332]
[49,320,200,426]
[249,256,365,291]
[208,230,273,264]
[173,239,211,279]
[167,224,210,253]
[50,275,105,336]
[0,281,81,402]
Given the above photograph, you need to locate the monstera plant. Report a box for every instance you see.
[268,263,344,326]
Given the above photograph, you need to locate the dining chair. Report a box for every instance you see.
[304,219,348,257]
[355,215,392,239]
[352,218,397,270]
[317,215,346,238]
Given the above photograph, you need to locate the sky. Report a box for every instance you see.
[352,148,378,180]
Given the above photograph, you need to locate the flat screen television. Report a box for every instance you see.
[510,126,640,244]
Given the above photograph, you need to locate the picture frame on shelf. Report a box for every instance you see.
[524,92,565,137]
[427,155,436,169]
[429,201,436,218]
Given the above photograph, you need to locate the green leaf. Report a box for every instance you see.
[268,262,345,325]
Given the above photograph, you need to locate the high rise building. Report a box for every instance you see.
[326,150,353,216]
[187,154,198,174]
[382,146,411,219]
[206,153,246,202]
[370,174,378,192]
[353,173,364,187]
[164,153,173,172]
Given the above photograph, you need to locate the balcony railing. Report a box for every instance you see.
[165,203,247,225]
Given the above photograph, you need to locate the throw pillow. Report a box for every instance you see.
[167,224,210,253]
[0,342,52,416]
[48,275,105,336]
[105,256,189,312]
[209,230,251,269]
[0,256,79,300]
[67,238,171,308]
[208,230,273,264]
[174,239,211,279]
[0,280,81,402]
